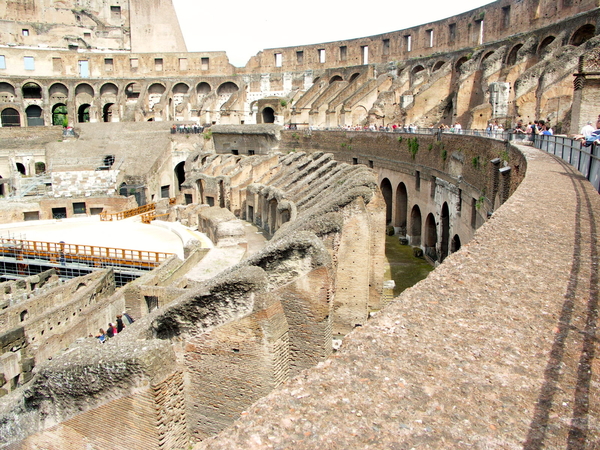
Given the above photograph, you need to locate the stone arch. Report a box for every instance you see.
[1,107,20,127]
[538,36,555,55]
[148,83,166,110]
[49,83,68,102]
[262,107,275,124]
[217,82,239,95]
[394,182,408,233]
[412,65,425,75]
[75,83,94,98]
[16,162,26,175]
[78,104,90,123]
[281,209,291,225]
[409,205,422,246]
[0,82,16,102]
[380,178,393,225]
[506,44,523,66]
[25,105,44,126]
[22,82,42,99]
[125,82,141,99]
[197,82,211,95]
[455,56,469,72]
[52,103,68,126]
[351,105,368,125]
[570,24,595,46]
[173,83,189,95]
[440,202,450,262]
[329,75,343,84]
[348,73,360,83]
[100,83,118,97]
[35,161,46,174]
[451,234,461,253]
[313,77,321,85]
[424,212,437,261]
[432,60,445,72]
[103,103,116,122]
[175,161,185,191]
[480,51,495,67]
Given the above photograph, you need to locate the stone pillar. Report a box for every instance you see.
[499,166,511,206]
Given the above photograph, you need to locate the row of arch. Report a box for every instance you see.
[380,178,461,263]
[408,23,596,77]
[0,80,240,102]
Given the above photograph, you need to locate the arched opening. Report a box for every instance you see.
[22,82,42,99]
[455,56,469,72]
[49,83,68,103]
[281,209,290,224]
[217,82,239,95]
[432,61,445,72]
[269,198,278,234]
[570,24,596,46]
[480,51,495,67]
[380,178,393,225]
[409,205,422,246]
[148,83,165,110]
[175,161,186,190]
[197,82,211,95]
[506,44,523,66]
[394,182,408,234]
[0,82,16,102]
[78,104,90,123]
[173,83,189,95]
[329,75,343,84]
[75,83,94,97]
[351,106,368,125]
[1,108,20,127]
[412,65,425,75]
[35,162,46,174]
[16,162,26,175]
[125,82,141,99]
[100,83,118,97]
[440,202,450,262]
[20,310,28,322]
[262,107,275,123]
[349,73,360,83]
[26,105,44,126]
[219,180,226,208]
[103,103,115,122]
[538,36,555,55]
[0,176,4,197]
[424,213,437,261]
[451,234,461,254]
[312,77,321,85]
[52,104,68,126]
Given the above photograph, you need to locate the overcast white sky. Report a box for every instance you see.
[172,0,493,67]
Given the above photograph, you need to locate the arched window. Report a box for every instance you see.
[1,108,20,127]
[22,82,42,99]
[26,105,44,126]
[380,178,393,225]
[570,24,595,46]
[52,104,68,126]
[262,107,275,123]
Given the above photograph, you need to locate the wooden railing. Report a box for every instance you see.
[141,212,170,224]
[100,198,177,221]
[0,238,173,269]
[100,203,156,221]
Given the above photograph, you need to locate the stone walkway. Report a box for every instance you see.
[197,145,600,449]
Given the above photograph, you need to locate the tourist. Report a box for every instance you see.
[580,120,595,138]
[123,311,135,325]
[541,124,553,135]
[96,329,107,343]
[574,115,600,146]
[454,122,462,134]
[116,315,125,333]
[106,323,116,338]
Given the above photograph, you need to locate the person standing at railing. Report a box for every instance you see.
[580,120,595,139]
[574,116,600,147]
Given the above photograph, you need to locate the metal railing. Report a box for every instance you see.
[533,135,600,193]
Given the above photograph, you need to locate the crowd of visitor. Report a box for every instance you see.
[95,312,135,343]
[171,123,204,134]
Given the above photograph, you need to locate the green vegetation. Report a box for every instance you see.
[441,148,448,161]
[428,143,433,151]
[397,136,403,143]
[471,156,480,168]
[341,142,352,150]
[384,235,434,296]
[476,195,486,210]
[203,129,213,140]
[407,137,419,159]
[280,99,288,107]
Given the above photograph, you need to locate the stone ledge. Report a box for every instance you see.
[197,145,600,448]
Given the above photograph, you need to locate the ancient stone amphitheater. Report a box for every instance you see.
[0,1,599,449]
